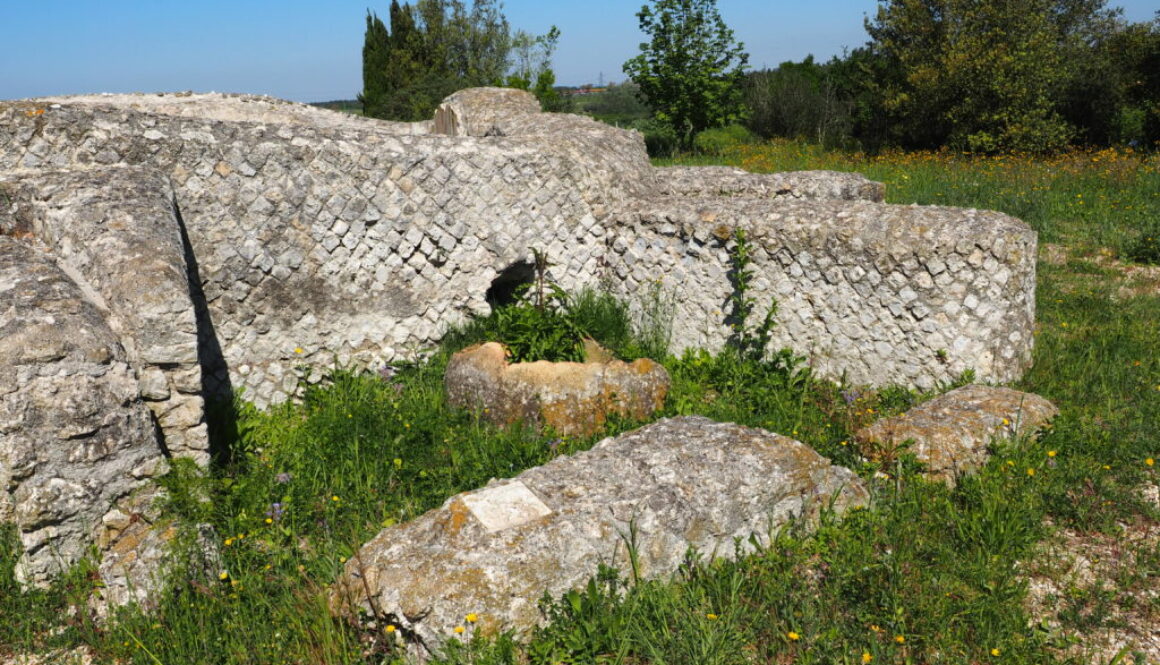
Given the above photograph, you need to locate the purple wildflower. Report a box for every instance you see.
[265,502,286,521]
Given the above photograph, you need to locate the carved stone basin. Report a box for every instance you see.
[444,341,670,437]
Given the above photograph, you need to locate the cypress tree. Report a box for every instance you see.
[358,11,391,118]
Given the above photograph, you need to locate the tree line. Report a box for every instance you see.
[743,1,1160,152]
[359,0,565,122]
[360,0,1160,153]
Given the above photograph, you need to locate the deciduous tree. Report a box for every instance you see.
[865,0,1118,152]
[623,0,749,148]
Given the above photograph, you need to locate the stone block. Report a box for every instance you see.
[445,342,670,437]
[330,416,868,653]
[855,384,1059,484]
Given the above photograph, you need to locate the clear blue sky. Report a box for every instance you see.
[1,1,1156,103]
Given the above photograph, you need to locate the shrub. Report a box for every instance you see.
[692,124,754,155]
[633,117,681,157]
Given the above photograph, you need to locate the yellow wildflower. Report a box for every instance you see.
[862,652,873,663]
[465,613,478,623]
[895,635,905,644]
[706,613,718,620]
[787,631,800,641]
[454,626,465,634]
[991,648,1001,656]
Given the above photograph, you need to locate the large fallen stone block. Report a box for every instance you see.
[330,416,868,653]
[2,166,208,464]
[444,341,670,436]
[0,237,169,591]
[855,384,1059,483]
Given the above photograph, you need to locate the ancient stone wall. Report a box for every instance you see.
[0,87,1041,601]
[0,88,1036,407]
[605,197,1036,387]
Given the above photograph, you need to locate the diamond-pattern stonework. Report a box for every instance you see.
[0,87,1037,425]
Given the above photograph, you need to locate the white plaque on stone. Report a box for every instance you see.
[462,481,552,533]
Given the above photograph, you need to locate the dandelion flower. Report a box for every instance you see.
[465,613,478,623]
[294,347,304,354]
[385,625,396,634]
[862,652,873,663]
[991,648,1001,656]
[454,626,465,634]
[1026,468,1036,477]
[706,613,718,620]
[1047,450,1057,457]
[218,571,229,581]
[895,635,905,644]
[1147,458,1155,467]
[332,495,340,502]
[787,631,800,641]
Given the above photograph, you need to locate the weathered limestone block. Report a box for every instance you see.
[434,87,657,203]
[0,237,168,587]
[433,87,542,137]
[1,166,208,463]
[656,166,886,202]
[90,485,219,619]
[444,342,669,437]
[331,416,868,652]
[855,384,1059,483]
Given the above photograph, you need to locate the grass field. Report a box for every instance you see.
[2,141,1158,664]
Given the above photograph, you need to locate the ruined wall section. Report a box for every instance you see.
[0,92,1035,402]
[605,197,1037,389]
[0,167,208,463]
[0,102,624,407]
[656,166,887,202]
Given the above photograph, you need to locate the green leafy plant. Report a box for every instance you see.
[1124,220,1160,265]
[622,0,749,149]
[693,124,754,155]
[726,228,781,363]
